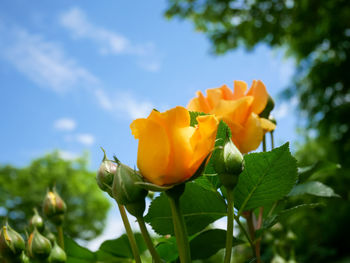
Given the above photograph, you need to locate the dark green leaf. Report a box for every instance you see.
[234,143,298,212]
[145,182,227,235]
[298,161,341,183]
[156,237,179,262]
[256,203,323,237]
[190,229,243,260]
[288,181,340,197]
[64,236,96,263]
[96,233,147,259]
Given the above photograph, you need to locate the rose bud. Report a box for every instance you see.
[27,228,52,260]
[42,189,66,226]
[0,222,25,258]
[259,95,275,118]
[214,139,244,189]
[96,148,117,195]
[29,208,45,233]
[20,251,30,263]
[112,162,148,217]
[48,241,67,263]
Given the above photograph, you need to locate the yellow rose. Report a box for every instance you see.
[187,80,276,153]
[130,106,218,186]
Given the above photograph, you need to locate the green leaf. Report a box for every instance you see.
[64,236,96,263]
[189,111,208,126]
[190,229,244,260]
[156,229,244,261]
[145,182,227,235]
[288,181,340,197]
[96,233,147,259]
[234,143,298,212]
[298,161,341,183]
[256,203,322,237]
[156,237,179,262]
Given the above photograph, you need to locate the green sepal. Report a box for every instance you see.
[0,222,25,257]
[125,200,146,218]
[134,181,174,192]
[27,228,52,260]
[112,162,148,206]
[48,241,67,263]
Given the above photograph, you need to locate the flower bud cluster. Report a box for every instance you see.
[97,150,148,218]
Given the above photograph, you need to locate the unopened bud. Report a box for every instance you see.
[112,161,148,217]
[96,148,117,195]
[44,231,56,245]
[29,208,44,233]
[214,139,244,189]
[20,251,30,263]
[260,95,275,118]
[48,241,67,263]
[27,228,52,260]
[43,189,66,226]
[0,222,25,258]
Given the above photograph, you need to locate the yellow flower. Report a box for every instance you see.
[187,80,276,153]
[130,106,218,186]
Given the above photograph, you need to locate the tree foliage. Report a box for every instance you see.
[165,0,350,164]
[0,152,110,241]
[165,1,350,261]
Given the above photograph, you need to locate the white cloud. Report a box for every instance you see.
[53,118,77,131]
[58,150,80,160]
[95,89,153,119]
[59,7,129,55]
[59,7,162,72]
[0,23,155,120]
[76,133,95,146]
[0,26,98,93]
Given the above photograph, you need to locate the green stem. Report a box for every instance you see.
[118,204,141,263]
[262,134,267,152]
[234,216,255,256]
[166,193,191,263]
[224,188,234,263]
[270,131,275,150]
[246,211,255,246]
[56,225,64,250]
[137,217,162,263]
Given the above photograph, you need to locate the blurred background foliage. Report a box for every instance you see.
[165,0,350,262]
[0,152,110,241]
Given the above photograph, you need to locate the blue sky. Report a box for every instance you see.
[0,0,298,249]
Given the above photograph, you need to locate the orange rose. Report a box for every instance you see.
[130,106,218,186]
[187,80,276,153]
